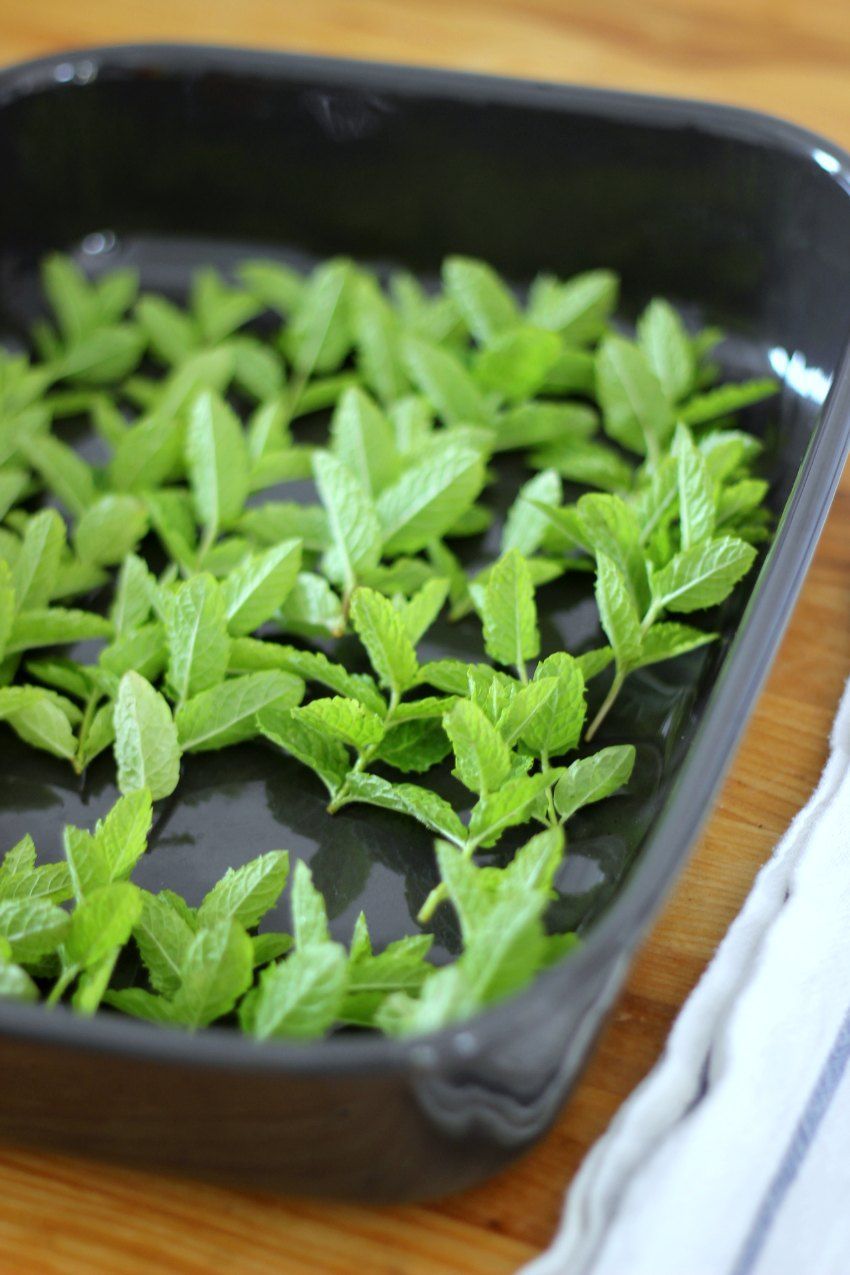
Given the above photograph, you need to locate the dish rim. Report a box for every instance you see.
[0,40,848,1078]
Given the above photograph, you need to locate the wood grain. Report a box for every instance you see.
[1,1,849,1271]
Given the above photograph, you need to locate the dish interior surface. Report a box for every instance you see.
[0,229,782,973]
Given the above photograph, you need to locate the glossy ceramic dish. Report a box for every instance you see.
[0,44,848,1202]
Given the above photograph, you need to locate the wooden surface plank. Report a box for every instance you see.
[1,2,849,1270]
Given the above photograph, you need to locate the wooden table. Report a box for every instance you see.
[1,2,849,1270]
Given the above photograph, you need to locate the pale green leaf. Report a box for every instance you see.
[650,536,756,614]
[197,850,289,931]
[185,390,250,532]
[553,745,636,822]
[164,574,231,701]
[176,671,304,752]
[221,539,302,635]
[312,450,382,592]
[443,699,511,795]
[114,671,181,800]
[350,587,419,695]
[481,549,539,670]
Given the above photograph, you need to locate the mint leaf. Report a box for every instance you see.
[197,850,289,931]
[279,572,343,639]
[258,710,349,797]
[12,508,65,610]
[0,898,69,963]
[637,298,696,402]
[530,437,634,493]
[595,554,642,672]
[293,696,385,752]
[0,687,77,760]
[502,469,562,556]
[164,574,231,702]
[6,607,112,654]
[350,587,419,695]
[468,770,561,849]
[496,676,558,749]
[186,390,250,533]
[221,540,302,635]
[650,536,756,614]
[415,658,471,696]
[474,325,562,401]
[20,432,96,516]
[527,268,618,343]
[291,859,331,947]
[395,578,449,645]
[675,424,715,549]
[64,882,142,970]
[114,671,181,800]
[401,336,490,425]
[491,401,597,453]
[443,256,519,343]
[636,621,716,669]
[350,274,410,405]
[285,258,352,376]
[596,335,674,458]
[376,719,451,773]
[329,385,401,497]
[74,494,149,566]
[444,699,511,795]
[376,444,486,556]
[343,772,466,845]
[577,493,647,611]
[176,671,304,752]
[133,891,196,995]
[312,450,382,592]
[553,745,636,822]
[248,943,347,1040]
[237,260,305,316]
[229,638,384,712]
[526,652,587,755]
[481,549,539,670]
[680,378,778,425]
[169,920,253,1029]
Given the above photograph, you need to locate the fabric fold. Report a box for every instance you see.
[525,679,850,1275]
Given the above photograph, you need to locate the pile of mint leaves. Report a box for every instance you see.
[0,252,776,1038]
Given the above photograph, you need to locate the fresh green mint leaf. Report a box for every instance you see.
[164,573,231,702]
[197,850,289,931]
[176,671,304,752]
[185,389,250,533]
[293,696,385,752]
[650,536,756,614]
[350,587,419,695]
[481,548,539,671]
[596,334,674,458]
[248,943,346,1040]
[221,539,302,635]
[444,699,511,795]
[442,256,520,344]
[594,554,643,672]
[376,443,486,556]
[312,450,382,593]
[114,671,181,800]
[553,744,636,822]
[329,385,401,497]
[637,298,696,402]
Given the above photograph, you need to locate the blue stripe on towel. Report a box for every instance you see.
[731,1002,850,1275]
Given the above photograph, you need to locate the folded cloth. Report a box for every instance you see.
[524,678,850,1275]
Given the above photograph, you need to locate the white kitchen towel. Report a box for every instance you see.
[524,677,850,1275]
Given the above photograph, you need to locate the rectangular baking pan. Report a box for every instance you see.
[0,44,848,1203]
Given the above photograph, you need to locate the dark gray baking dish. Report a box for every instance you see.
[0,44,848,1203]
